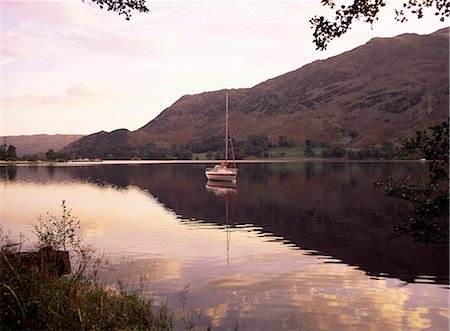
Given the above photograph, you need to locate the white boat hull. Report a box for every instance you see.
[205,168,238,182]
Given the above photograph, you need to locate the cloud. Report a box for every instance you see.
[3,83,112,108]
[68,29,167,59]
[65,84,104,98]
[1,0,167,64]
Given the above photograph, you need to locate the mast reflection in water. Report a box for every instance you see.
[1,162,448,331]
[205,180,238,266]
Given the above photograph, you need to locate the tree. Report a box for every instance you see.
[0,144,17,161]
[304,146,315,157]
[6,145,17,161]
[278,136,295,147]
[311,0,450,50]
[84,0,149,20]
[45,149,69,161]
[0,144,7,160]
[321,145,346,158]
[375,121,449,244]
[46,149,57,161]
[214,150,224,160]
[173,148,193,160]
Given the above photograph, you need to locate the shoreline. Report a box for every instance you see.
[0,158,429,167]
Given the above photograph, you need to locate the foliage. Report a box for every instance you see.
[395,0,450,22]
[278,135,296,147]
[0,144,17,161]
[21,154,38,162]
[186,136,229,154]
[236,134,272,158]
[32,200,83,253]
[85,0,149,20]
[403,122,449,181]
[375,121,449,244]
[0,248,172,330]
[347,143,397,160]
[187,134,272,159]
[304,146,315,157]
[45,149,69,162]
[311,0,449,50]
[172,147,193,160]
[321,145,347,158]
[69,142,193,160]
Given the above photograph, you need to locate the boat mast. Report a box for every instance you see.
[225,93,229,166]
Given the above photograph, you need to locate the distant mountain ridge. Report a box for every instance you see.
[2,134,84,157]
[65,28,449,158]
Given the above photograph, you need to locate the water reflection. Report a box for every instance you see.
[205,180,238,266]
[0,162,448,330]
[0,165,17,181]
[1,162,447,285]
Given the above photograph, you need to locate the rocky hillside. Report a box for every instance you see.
[65,28,449,157]
[2,134,84,157]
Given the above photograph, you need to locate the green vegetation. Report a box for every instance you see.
[375,121,449,244]
[0,259,172,330]
[33,201,83,253]
[68,142,193,161]
[187,134,273,160]
[13,132,436,162]
[277,135,295,147]
[45,149,70,162]
[0,202,173,330]
[189,134,398,160]
[266,139,399,160]
[0,143,17,161]
[268,146,307,158]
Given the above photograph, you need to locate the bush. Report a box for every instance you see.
[0,254,172,330]
[375,121,449,244]
[33,201,83,253]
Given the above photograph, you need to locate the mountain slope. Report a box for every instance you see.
[2,134,84,157]
[65,28,449,157]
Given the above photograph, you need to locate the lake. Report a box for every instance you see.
[0,161,448,330]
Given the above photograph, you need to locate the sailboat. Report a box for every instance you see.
[205,93,238,182]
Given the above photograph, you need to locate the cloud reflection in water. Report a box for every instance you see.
[0,163,448,330]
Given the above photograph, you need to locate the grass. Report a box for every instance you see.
[0,243,173,330]
[193,146,320,160]
[192,152,210,160]
[268,146,324,158]
[268,146,306,158]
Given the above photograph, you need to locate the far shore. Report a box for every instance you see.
[0,158,429,166]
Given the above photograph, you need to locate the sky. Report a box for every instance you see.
[1,0,448,136]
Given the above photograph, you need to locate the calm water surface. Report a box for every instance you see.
[0,161,448,330]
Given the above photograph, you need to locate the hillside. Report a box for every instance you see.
[2,134,84,157]
[65,28,449,158]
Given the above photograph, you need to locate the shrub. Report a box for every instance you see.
[32,200,83,253]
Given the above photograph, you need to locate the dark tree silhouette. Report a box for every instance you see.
[375,121,449,244]
[85,0,149,20]
[311,0,450,50]
[0,144,17,161]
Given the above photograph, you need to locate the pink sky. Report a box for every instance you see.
[1,0,448,136]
